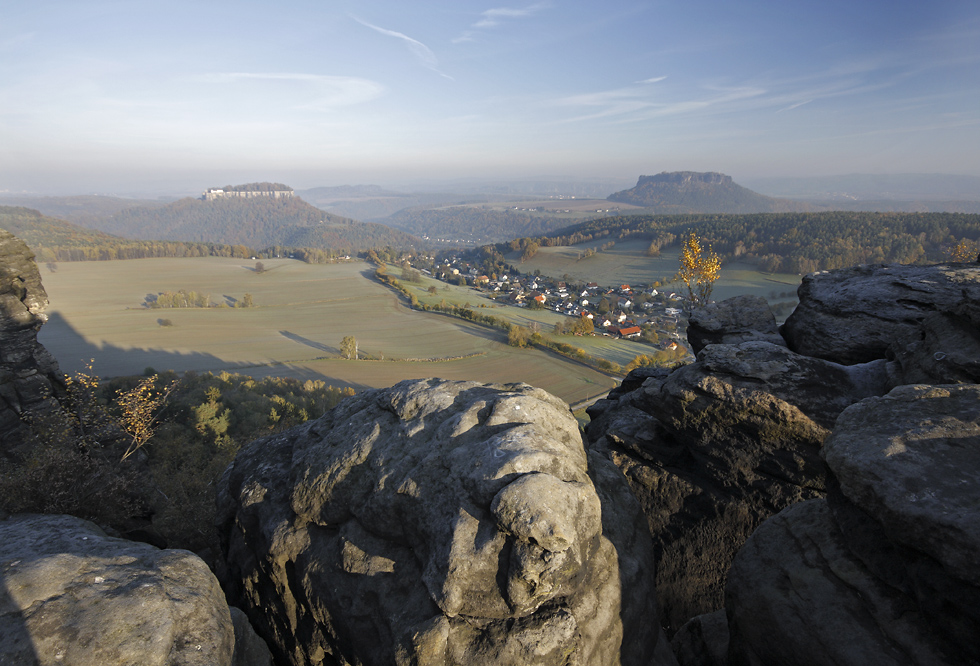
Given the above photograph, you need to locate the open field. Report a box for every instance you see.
[507,238,803,302]
[37,257,620,405]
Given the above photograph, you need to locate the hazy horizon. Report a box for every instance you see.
[3,1,979,196]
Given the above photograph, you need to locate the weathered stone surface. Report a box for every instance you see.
[726,500,963,666]
[0,229,64,457]
[822,384,980,586]
[889,307,980,385]
[584,340,887,633]
[230,607,274,666]
[686,295,785,355]
[586,338,898,634]
[782,263,980,365]
[652,341,890,432]
[218,378,672,666]
[725,383,980,666]
[0,513,238,666]
[671,610,728,666]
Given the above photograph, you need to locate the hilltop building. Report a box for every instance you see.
[201,183,294,201]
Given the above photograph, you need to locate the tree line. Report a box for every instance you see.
[495,211,980,272]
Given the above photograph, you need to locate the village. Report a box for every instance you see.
[405,253,690,354]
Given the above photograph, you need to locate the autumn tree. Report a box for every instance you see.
[341,336,358,359]
[676,232,721,307]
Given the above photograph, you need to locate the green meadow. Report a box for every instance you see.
[508,238,803,302]
[37,257,620,405]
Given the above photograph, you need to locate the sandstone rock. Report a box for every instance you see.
[583,341,888,632]
[218,379,672,666]
[889,307,980,385]
[0,513,239,666]
[724,383,980,666]
[0,229,65,457]
[230,607,274,666]
[782,263,980,365]
[726,500,961,666]
[822,384,980,586]
[686,295,785,355]
[670,610,728,666]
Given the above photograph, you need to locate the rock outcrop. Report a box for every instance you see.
[685,295,786,354]
[725,384,980,665]
[0,229,65,457]
[587,262,980,636]
[218,378,673,666]
[782,262,980,366]
[0,513,270,666]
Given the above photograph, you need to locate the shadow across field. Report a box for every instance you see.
[279,330,338,356]
[40,311,253,377]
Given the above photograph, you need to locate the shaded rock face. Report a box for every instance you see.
[218,379,670,666]
[0,229,65,456]
[586,264,980,638]
[725,384,980,666]
[0,513,258,666]
[686,295,786,355]
[782,262,980,367]
[586,340,888,632]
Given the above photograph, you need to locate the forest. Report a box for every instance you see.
[504,211,980,273]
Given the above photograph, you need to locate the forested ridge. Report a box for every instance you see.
[67,196,420,251]
[506,211,980,272]
[0,206,259,262]
[384,205,571,242]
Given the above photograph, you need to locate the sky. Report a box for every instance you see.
[2,0,979,195]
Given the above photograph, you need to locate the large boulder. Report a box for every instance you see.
[0,229,65,457]
[585,341,889,633]
[725,384,980,666]
[782,263,980,366]
[218,378,673,666]
[686,295,786,355]
[0,513,268,666]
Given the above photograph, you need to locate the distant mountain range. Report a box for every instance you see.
[607,172,821,214]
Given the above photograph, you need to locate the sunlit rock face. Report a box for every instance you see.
[217,378,673,666]
[0,513,245,666]
[0,229,65,458]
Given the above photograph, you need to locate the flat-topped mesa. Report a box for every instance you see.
[636,172,733,187]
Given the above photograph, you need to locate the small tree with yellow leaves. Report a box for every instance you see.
[946,238,980,263]
[116,375,179,461]
[676,232,721,307]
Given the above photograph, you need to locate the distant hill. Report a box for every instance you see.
[0,195,168,221]
[742,173,980,202]
[0,206,254,262]
[608,172,820,214]
[66,194,421,251]
[0,206,124,248]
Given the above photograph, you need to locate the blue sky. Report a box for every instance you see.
[2,0,979,194]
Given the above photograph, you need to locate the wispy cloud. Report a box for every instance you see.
[193,72,384,108]
[454,3,550,43]
[351,16,454,80]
